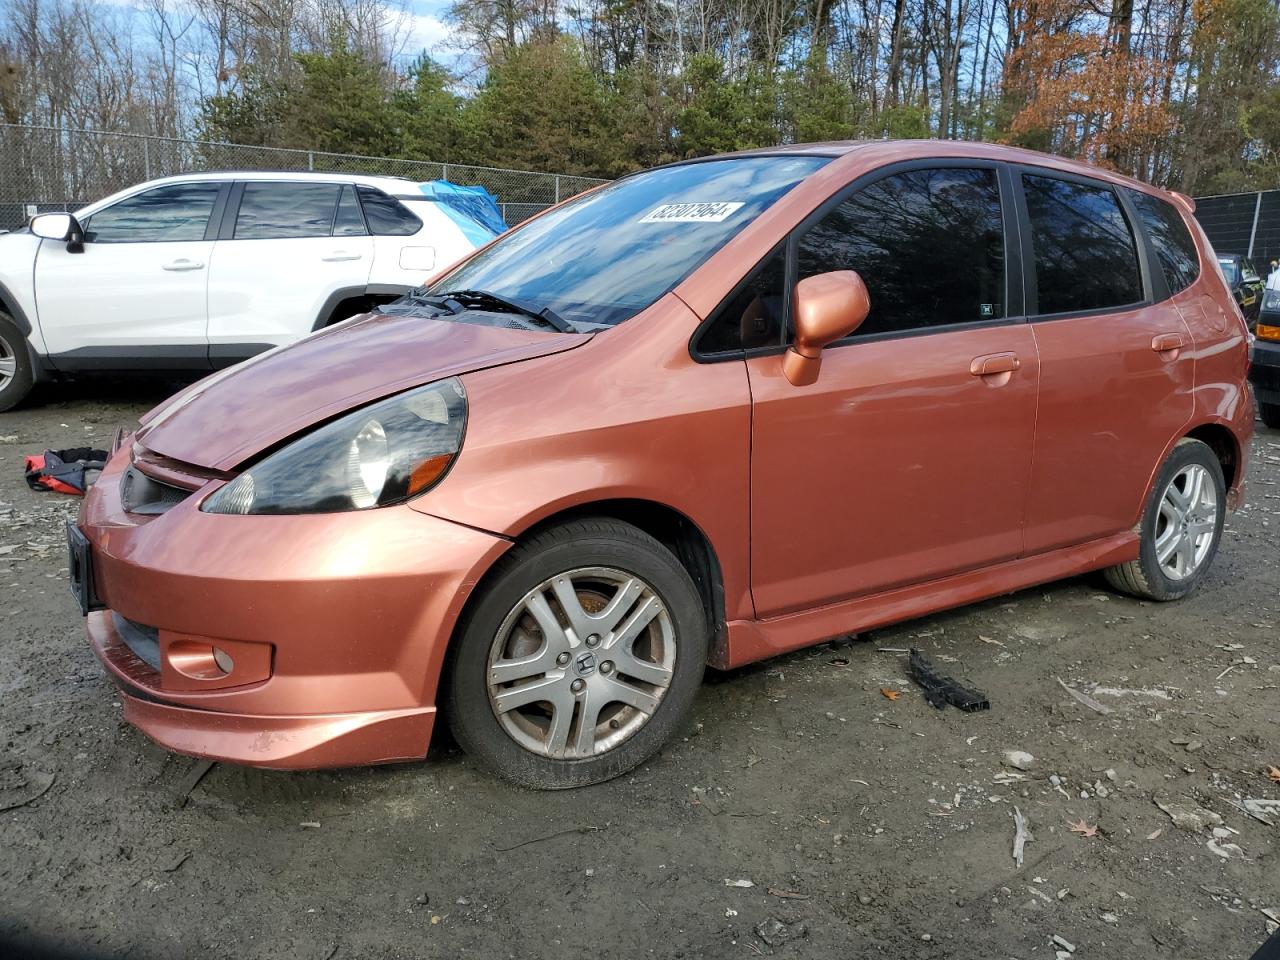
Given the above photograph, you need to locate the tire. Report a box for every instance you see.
[0,314,35,412]
[1260,401,1280,430]
[444,518,708,789]
[1103,438,1226,601]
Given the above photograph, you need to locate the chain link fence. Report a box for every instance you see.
[1194,189,1280,271]
[0,123,608,230]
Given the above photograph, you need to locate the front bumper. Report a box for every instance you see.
[1250,337,1280,404]
[80,448,510,769]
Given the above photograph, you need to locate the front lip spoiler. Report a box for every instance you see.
[116,690,435,770]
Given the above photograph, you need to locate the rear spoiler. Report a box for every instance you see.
[1169,191,1196,214]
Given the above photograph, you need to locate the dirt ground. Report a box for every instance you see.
[1,378,1278,960]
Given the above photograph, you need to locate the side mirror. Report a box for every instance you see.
[30,212,85,253]
[782,270,870,386]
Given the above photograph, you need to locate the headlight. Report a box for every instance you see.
[1262,289,1280,312]
[203,378,466,515]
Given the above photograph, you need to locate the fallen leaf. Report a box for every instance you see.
[1146,828,1163,840]
[1067,818,1099,838]
[1267,766,1280,783]
[879,688,900,701]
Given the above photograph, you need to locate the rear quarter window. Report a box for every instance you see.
[1127,190,1200,296]
[357,187,422,236]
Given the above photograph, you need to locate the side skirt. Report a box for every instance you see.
[718,531,1139,670]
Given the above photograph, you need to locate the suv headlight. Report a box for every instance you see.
[1262,289,1280,312]
[203,378,466,515]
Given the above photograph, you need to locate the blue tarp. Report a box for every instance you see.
[417,180,508,245]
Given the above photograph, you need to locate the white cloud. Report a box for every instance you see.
[401,12,453,56]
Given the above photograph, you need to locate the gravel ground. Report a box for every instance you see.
[1,379,1278,960]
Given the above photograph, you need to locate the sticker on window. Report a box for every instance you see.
[639,202,745,224]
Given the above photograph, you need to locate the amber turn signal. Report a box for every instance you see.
[1256,323,1280,342]
[408,453,456,495]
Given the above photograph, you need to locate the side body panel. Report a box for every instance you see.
[369,201,476,288]
[206,233,375,346]
[35,236,213,356]
[0,235,49,352]
[746,324,1040,616]
[723,531,1137,666]
[412,295,756,623]
[1023,300,1195,553]
[1175,212,1253,503]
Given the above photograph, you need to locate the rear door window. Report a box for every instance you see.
[234,182,341,239]
[1022,174,1142,315]
[1127,190,1200,296]
[796,166,1006,339]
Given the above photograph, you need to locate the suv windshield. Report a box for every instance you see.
[431,155,830,328]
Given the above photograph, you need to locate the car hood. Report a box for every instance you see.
[134,312,590,471]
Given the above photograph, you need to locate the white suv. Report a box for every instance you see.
[0,171,492,410]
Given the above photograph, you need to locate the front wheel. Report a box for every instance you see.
[444,518,707,789]
[0,314,34,412]
[1104,438,1226,601]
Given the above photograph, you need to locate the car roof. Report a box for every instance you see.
[131,170,421,193]
[677,139,1193,210]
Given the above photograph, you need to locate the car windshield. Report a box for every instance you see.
[430,155,830,328]
[1218,257,1240,282]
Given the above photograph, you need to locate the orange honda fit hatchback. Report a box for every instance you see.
[74,141,1252,788]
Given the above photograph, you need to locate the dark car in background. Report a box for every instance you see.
[1218,254,1265,323]
[1252,285,1280,428]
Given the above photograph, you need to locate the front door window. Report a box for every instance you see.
[83,183,221,243]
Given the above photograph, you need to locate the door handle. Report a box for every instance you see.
[162,259,204,271]
[970,352,1020,377]
[322,251,363,262]
[1151,332,1186,353]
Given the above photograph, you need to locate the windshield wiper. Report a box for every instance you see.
[431,288,577,333]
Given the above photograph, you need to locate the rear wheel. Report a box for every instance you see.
[1103,438,1225,601]
[445,518,707,789]
[0,314,34,412]
[1260,401,1280,429]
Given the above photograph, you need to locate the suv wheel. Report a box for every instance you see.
[1260,401,1280,430]
[1103,438,1225,601]
[0,314,35,412]
[445,518,707,789]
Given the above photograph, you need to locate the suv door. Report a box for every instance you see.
[1016,170,1194,553]
[34,181,224,364]
[742,163,1040,616]
[206,181,374,361]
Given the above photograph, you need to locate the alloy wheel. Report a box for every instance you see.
[1155,463,1218,581]
[0,334,15,391]
[485,566,676,760]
